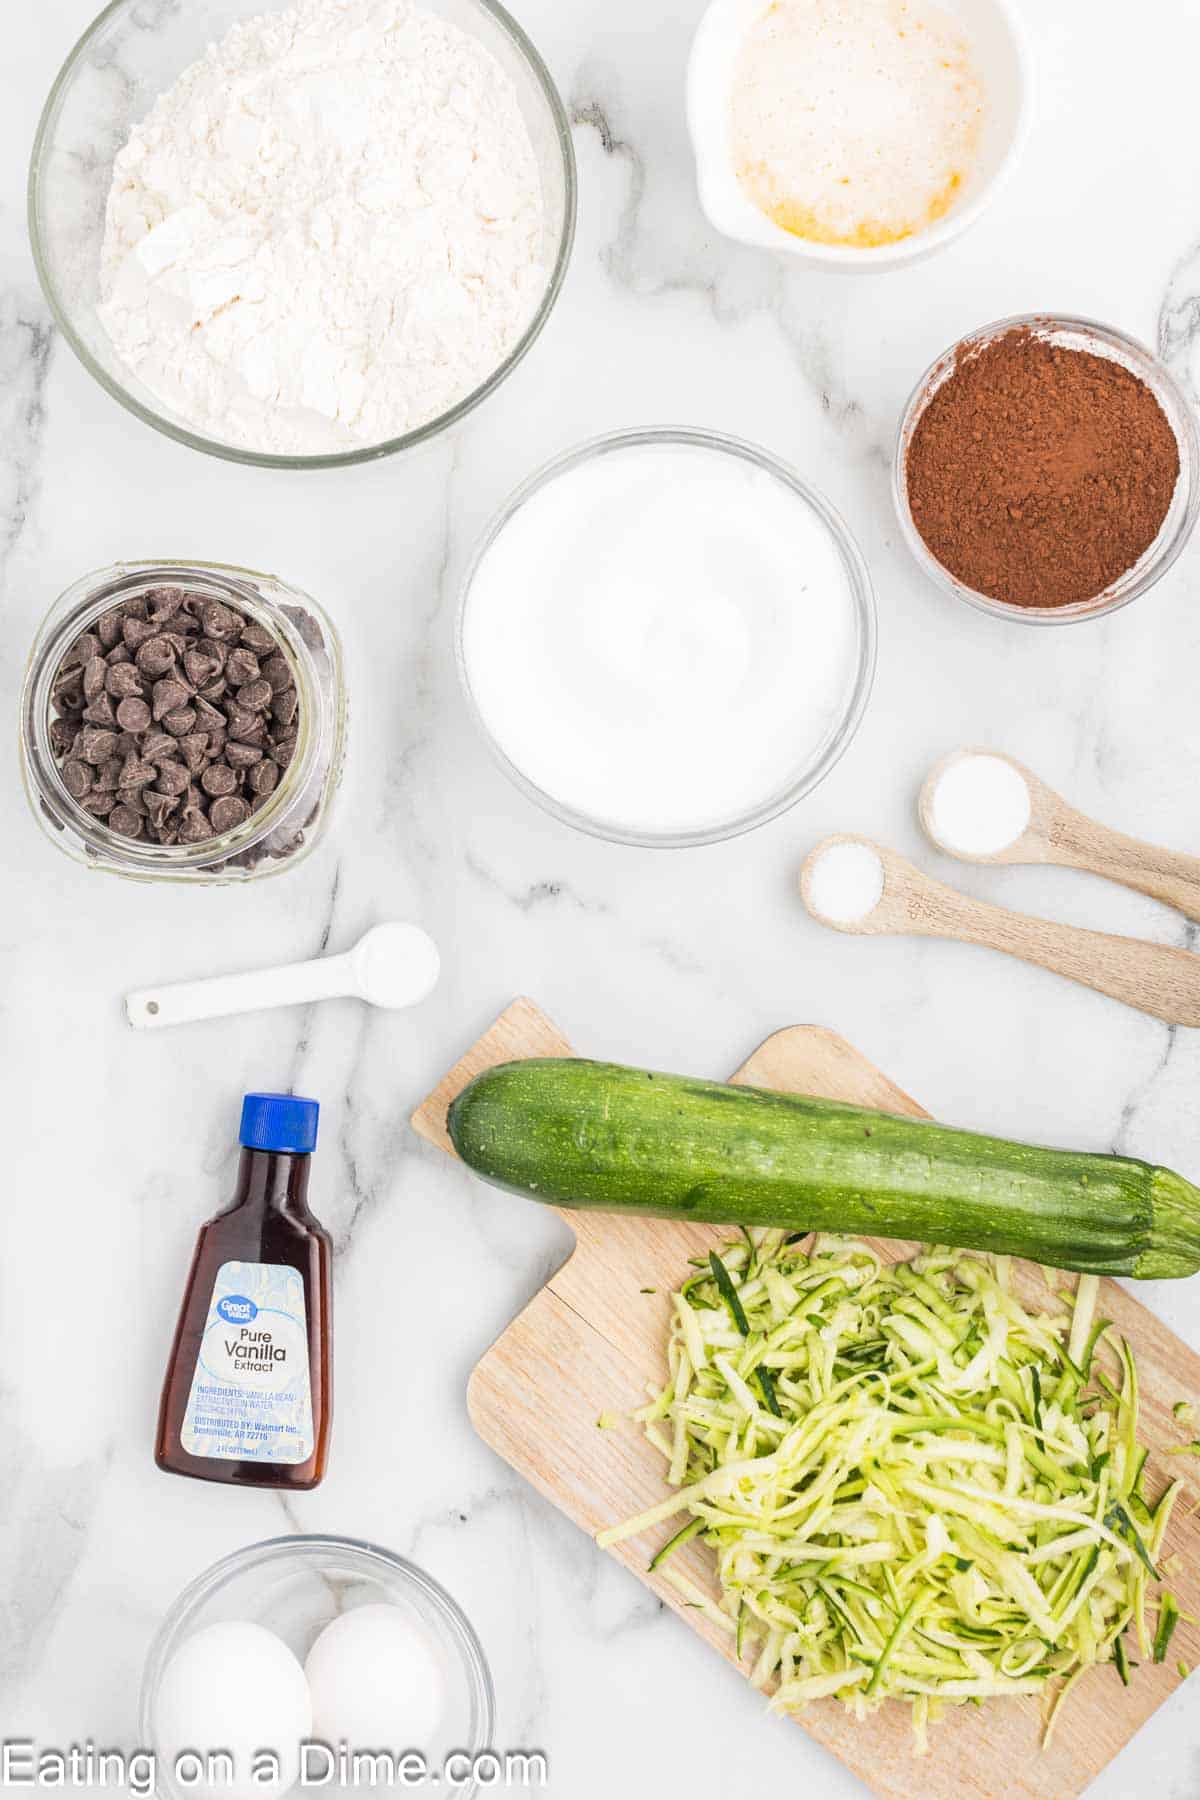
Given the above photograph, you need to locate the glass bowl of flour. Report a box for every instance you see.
[29,0,575,468]
[457,427,878,847]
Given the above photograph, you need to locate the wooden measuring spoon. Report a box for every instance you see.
[800,835,1200,1026]
[920,748,1200,924]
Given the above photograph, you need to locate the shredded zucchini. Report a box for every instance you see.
[599,1234,1184,1749]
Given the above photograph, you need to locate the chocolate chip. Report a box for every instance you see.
[115,696,152,733]
[226,741,264,769]
[82,792,115,817]
[107,662,144,699]
[225,648,261,686]
[137,635,179,677]
[183,648,222,687]
[201,600,238,639]
[61,760,92,799]
[152,678,190,721]
[140,731,177,764]
[83,655,108,701]
[178,812,213,844]
[225,706,262,744]
[49,719,75,756]
[236,680,273,712]
[261,652,292,692]
[79,727,119,765]
[179,733,210,774]
[122,616,158,650]
[153,760,191,797]
[249,758,280,797]
[106,643,133,666]
[193,696,225,731]
[162,706,198,737]
[108,803,144,837]
[199,677,228,703]
[240,622,276,652]
[120,755,157,789]
[274,734,297,769]
[144,789,179,830]
[81,694,117,727]
[209,795,250,833]
[110,802,146,835]
[201,761,238,798]
[62,632,101,670]
[95,757,124,792]
[97,611,123,649]
[272,686,299,728]
[148,588,185,624]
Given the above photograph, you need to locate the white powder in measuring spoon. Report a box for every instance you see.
[98,0,546,456]
[806,841,885,924]
[927,754,1031,856]
[461,441,862,839]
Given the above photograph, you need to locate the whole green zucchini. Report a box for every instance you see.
[447,1059,1200,1279]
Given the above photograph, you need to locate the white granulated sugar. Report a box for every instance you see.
[929,754,1031,856]
[730,0,985,247]
[98,0,546,455]
[807,841,885,924]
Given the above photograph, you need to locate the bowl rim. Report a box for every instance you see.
[27,0,577,470]
[686,0,1034,269]
[455,423,878,848]
[138,1533,497,1797]
[891,311,1200,624]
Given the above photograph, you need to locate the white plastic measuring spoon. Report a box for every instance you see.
[125,922,440,1031]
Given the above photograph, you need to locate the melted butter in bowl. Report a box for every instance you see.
[732,0,985,249]
[687,0,1030,270]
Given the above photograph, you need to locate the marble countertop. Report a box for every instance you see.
[7,1,1200,1795]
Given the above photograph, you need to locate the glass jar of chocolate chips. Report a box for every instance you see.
[20,562,346,882]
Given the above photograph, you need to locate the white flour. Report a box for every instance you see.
[98,0,547,455]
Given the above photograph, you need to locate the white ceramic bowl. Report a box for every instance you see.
[686,0,1031,272]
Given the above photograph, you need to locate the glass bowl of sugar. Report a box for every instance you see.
[457,427,878,848]
[29,0,575,468]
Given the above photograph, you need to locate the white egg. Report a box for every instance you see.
[154,1620,311,1800]
[304,1604,445,1756]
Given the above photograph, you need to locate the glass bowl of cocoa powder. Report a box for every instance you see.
[893,314,1200,623]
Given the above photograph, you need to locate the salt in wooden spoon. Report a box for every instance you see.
[920,748,1200,924]
[800,835,1200,1026]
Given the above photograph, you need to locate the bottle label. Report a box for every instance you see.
[180,1260,314,1464]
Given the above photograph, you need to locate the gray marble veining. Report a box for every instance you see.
[6,1,1200,1796]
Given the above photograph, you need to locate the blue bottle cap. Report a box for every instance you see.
[239,1093,320,1154]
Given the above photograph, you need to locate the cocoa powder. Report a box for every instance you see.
[905,326,1180,609]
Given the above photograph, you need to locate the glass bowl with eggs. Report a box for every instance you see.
[140,1535,495,1800]
[29,0,575,468]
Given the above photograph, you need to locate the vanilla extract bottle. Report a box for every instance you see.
[156,1093,332,1489]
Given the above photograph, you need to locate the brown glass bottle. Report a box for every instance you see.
[156,1094,332,1490]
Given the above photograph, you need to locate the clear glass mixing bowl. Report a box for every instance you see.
[893,313,1200,623]
[456,425,878,848]
[29,0,576,469]
[140,1534,495,1798]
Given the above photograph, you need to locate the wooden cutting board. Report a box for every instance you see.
[413,999,1200,1800]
